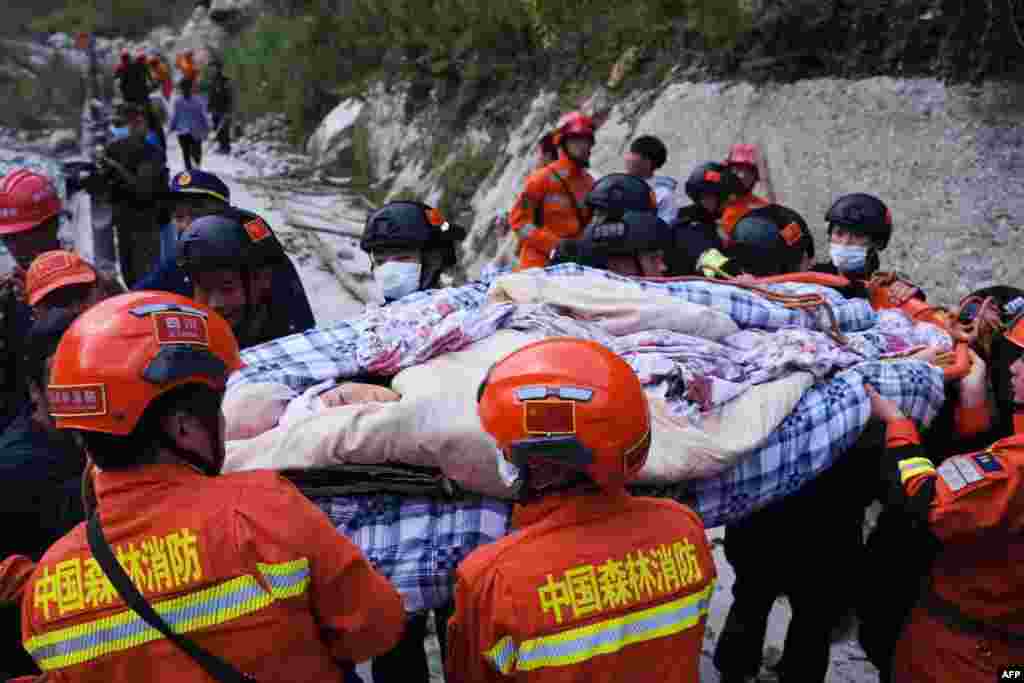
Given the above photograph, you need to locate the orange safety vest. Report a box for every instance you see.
[508,154,594,270]
[21,464,404,681]
[447,489,716,682]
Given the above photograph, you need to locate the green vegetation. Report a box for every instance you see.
[222,0,752,141]
[26,0,192,39]
[436,142,500,218]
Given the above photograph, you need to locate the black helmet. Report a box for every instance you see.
[361,201,466,267]
[177,208,285,273]
[825,193,893,250]
[586,174,656,214]
[730,205,811,276]
[684,162,743,204]
[584,211,671,256]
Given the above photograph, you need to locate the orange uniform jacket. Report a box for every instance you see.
[446,489,716,682]
[886,420,1024,679]
[508,154,594,270]
[21,464,405,682]
[175,54,198,83]
[718,192,768,246]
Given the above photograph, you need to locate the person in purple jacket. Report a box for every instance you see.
[169,78,211,171]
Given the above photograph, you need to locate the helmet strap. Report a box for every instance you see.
[155,425,220,476]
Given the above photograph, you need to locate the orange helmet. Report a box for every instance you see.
[26,250,97,306]
[477,338,650,494]
[553,111,596,146]
[47,292,242,435]
[0,169,62,235]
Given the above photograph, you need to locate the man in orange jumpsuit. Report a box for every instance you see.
[508,112,596,269]
[20,291,405,682]
[719,143,770,241]
[866,314,1024,683]
[448,337,716,682]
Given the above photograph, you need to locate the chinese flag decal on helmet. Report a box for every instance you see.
[244,217,271,243]
[151,311,210,346]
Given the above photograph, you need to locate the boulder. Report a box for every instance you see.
[306,98,367,168]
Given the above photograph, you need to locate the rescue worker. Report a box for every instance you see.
[1,308,88,681]
[360,200,467,302]
[712,203,878,683]
[175,49,198,84]
[550,211,671,278]
[0,169,63,418]
[666,161,744,277]
[719,143,770,236]
[114,50,150,105]
[20,291,405,680]
[585,172,658,224]
[857,286,1021,679]
[207,59,234,155]
[331,200,489,683]
[25,250,123,318]
[449,337,716,681]
[88,101,169,287]
[176,208,314,348]
[490,132,559,244]
[148,54,173,100]
[865,312,1024,681]
[137,169,232,296]
[725,204,814,277]
[623,135,679,223]
[0,169,64,275]
[508,111,596,269]
[813,192,891,286]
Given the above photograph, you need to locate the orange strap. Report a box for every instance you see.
[751,272,851,288]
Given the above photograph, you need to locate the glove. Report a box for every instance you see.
[696,248,739,278]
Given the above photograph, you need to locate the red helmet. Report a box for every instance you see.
[477,338,650,493]
[725,144,761,182]
[0,170,62,235]
[554,111,596,145]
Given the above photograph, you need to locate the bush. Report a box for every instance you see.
[224,0,751,141]
[29,0,192,39]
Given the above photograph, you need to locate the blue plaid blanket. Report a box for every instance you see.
[313,494,511,613]
[233,266,944,532]
[231,265,876,392]
[641,359,944,528]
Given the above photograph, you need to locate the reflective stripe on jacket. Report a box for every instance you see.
[508,154,594,270]
[447,489,716,682]
[22,464,405,681]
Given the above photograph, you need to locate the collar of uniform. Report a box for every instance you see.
[551,154,583,178]
[511,486,630,530]
[94,462,207,501]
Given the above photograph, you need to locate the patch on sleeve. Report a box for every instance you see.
[937,455,985,492]
[973,452,1004,473]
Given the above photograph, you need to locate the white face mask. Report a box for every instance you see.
[375,261,422,301]
[830,244,868,273]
